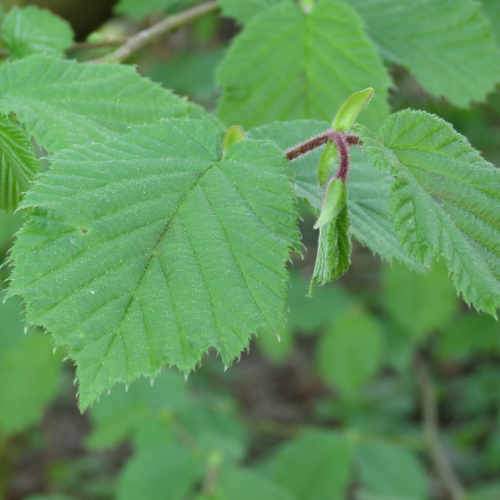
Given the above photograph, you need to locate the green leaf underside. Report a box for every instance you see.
[248,120,422,269]
[0,55,197,152]
[1,6,73,59]
[217,0,390,129]
[350,0,500,107]
[0,114,39,211]
[361,110,500,316]
[9,117,299,409]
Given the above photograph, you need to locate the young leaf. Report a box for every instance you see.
[351,0,500,107]
[9,117,299,409]
[361,110,500,316]
[0,55,198,152]
[332,87,374,132]
[219,0,279,24]
[217,0,390,129]
[248,120,422,269]
[262,430,354,500]
[316,305,382,398]
[1,6,73,59]
[0,114,39,212]
[311,179,351,287]
[0,294,60,436]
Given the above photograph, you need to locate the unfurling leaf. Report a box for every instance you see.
[317,142,337,187]
[311,179,351,288]
[332,87,374,133]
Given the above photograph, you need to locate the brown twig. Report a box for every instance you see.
[415,355,466,500]
[94,1,218,63]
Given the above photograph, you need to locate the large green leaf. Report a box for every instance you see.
[361,110,500,316]
[262,430,354,500]
[351,0,500,107]
[0,294,60,436]
[0,55,197,152]
[217,0,390,129]
[1,6,73,59]
[9,116,299,409]
[0,114,39,211]
[248,120,421,269]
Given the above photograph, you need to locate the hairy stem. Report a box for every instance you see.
[285,129,359,160]
[94,1,219,63]
[415,355,466,500]
[330,131,350,181]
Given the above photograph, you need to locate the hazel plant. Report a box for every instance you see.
[0,0,498,409]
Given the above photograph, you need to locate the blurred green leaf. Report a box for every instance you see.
[316,305,383,399]
[210,466,294,500]
[116,440,202,500]
[87,371,191,449]
[0,294,60,436]
[257,326,293,363]
[469,482,500,500]
[287,273,353,333]
[115,0,201,20]
[147,49,225,106]
[436,313,500,361]
[381,263,457,339]
[482,0,500,41]
[1,6,73,59]
[219,0,278,24]
[351,0,500,107]
[263,430,353,500]
[356,440,428,500]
